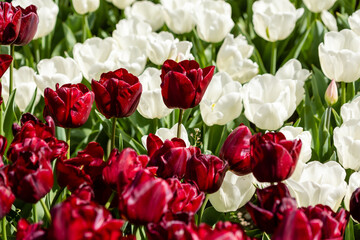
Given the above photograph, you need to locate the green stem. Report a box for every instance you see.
[111,117,116,151]
[33,204,38,223]
[197,194,209,225]
[50,187,65,208]
[9,45,14,95]
[2,217,7,240]
[270,41,277,75]
[82,15,88,43]
[66,128,71,159]
[326,106,332,131]
[40,198,51,223]
[105,191,116,209]
[341,82,346,105]
[177,109,184,138]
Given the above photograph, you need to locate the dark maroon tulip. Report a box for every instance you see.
[0,135,6,165]
[350,187,360,223]
[103,148,149,192]
[16,219,46,240]
[13,5,38,45]
[44,83,94,128]
[197,221,254,240]
[147,133,164,158]
[91,68,142,119]
[0,2,22,45]
[0,54,12,78]
[219,124,252,176]
[250,132,302,182]
[0,167,15,219]
[245,183,297,233]
[148,134,191,179]
[160,59,215,109]
[147,219,199,240]
[185,151,228,194]
[56,142,106,192]
[7,137,53,203]
[118,169,173,225]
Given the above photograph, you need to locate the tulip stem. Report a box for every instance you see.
[2,217,7,240]
[341,82,346,105]
[325,106,332,131]
[33,204,38,223]
[82,15,89,43]
[66,128,71,159]
[197,194,209,225]
[40,198,51,223]
[111,117,117,151]
[270,41,277,75]
[105,191,116,209]
[177,109,184,138]
[50,187,65,208]
[9,45,14,95]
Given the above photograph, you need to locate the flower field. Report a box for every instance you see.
[1,0,360,239]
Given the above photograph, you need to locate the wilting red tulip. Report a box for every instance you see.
[245,183,298,233]
[219,124,252,176]
[160,59,215,109]
[250,132,302,182]
[0,167,15,219]
[350,187,360,223]
[91,68,142,119]
[13,5,38,45]
[185,151,228,194]
[16,219,46,240]
[0,54,12,78]
[148,134,191,179]
[198,221,254,240]
[118,169,173,225]
[44,83,94,128]
[7,137,53,203]
[0,2,21,45]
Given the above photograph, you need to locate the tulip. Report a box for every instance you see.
[125,1,164,31]
[0,167,15,219]
[345,172,360,210]
[105,0,135,9]
[250,132,302,182]
[219,124,252,176]
[16,219,46,240]
[12,0,59,39]
[303,0,337,13]
[185,152,228,194]
[245,183,298,233]
[340,96,360,123]
[35,56,83,96]
[118,169,173,225]
[147,219,199,240]
[91,68,142,119]
[0,54,12,78]
[0,2,22,45]
[350,187,360,222]
[321,10,338,31]
[198,221,254,239]
[160,59,215,109]
[349,10,360,36]
[72,0,100,15]
[0,136,6,165]
[44,83,94,128]
[325,79,338,106]
[13,5,38,46]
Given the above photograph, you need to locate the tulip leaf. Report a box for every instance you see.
[345,218,355,240]
[262,233,271,240]
[201,206,226,227]
[62,22,76,51]
[332,108,342,127]
[3,89,17,141]
[24,88,38,114]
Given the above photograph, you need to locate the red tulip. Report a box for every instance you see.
[16,219,46,240]
[0,2,21,45]
[0,135,6,165]
[250,132,302,182]
[160,59,215,109]
[350,187,360,223]
[198,221,254,240]
[13,5,38,45]
[219,124,252,176]
[0,54,12,78]
[0,167,15,219]
[44,83,94,128]
[91,68,142,119]
[147,219,199,240]
[118,169,173,225]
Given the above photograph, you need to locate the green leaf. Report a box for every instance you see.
[262,233,271,240]
[345,218,355,240]
[24,88,38,114]
[3,89,17,141]
[332,108,342,127]
[201,206,226,227]
[62,22,77,51]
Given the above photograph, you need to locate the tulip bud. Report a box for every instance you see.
[350,187,360,222]
[325,79,338,106]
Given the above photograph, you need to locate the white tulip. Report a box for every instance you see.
[344,172,360,210]
[242,74,297,130]
[279,126,312,181]
[302,0,337,13]
[146,32,193,65]
[319,29,360,83]
[349,10,360,36]
[340,96,360,123]
[321,10,338,31]
[125,1,164,31]
[195,1,234,43]
[137,68,173,119]
[12,0,59,39]
[72,0,99,15]
[2,67,40,112]
[209,172,256,212]
[35,56,82,96]
[200,72,243,126]
[216,34,258,83]
[252,0,304,42]
[286,161,346,211]
[141,124,191,148]
[105,0,135,9]
[334,120,360,171]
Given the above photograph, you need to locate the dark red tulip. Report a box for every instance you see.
[16,219,46,240]
[250,132,302,182]
[7,137,53,203]
[148,134,191,179]
[91,68,142,119]
[197,221,254,240]
[245,183,298,233]
[0,2,22,45]
[0,135,6,165]
[185,151,228,194]
[0,54,12,78]
[160,59,215,109]
[103,148,149,192]
[147,218,199,240]
[118,169,173,225]
[0,167,15,219]
[44,83,94,128]
[13,5,38,45]
[350,187,360,223]
[219,124,252,176]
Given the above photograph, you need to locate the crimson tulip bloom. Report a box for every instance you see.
[185,151,228,194]
[91,68,142,119]
[0,135,6,165]
[250,132,302,182]
[350,187,360,223]
[44,83,94,128]
[13,5,38,45]
[160,59,215,109]
[16,219,46,240]
[0,2,21,45]
[219,124,252,176]
[118,169,173,225]
[0,167,15,219]
[147,219,199,240]
[0,54,12,78]
[198,221,254,240]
